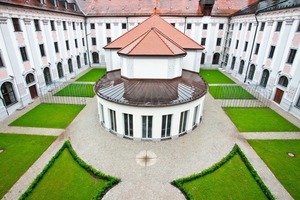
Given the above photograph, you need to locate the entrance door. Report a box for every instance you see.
[273,88,284,104]
[29,85,38,99]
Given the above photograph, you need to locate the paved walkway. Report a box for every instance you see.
[1,93,300,199]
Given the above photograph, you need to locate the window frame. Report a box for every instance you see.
[219,23,224,30]
[275,21,282,32]
[50,20,56,31]
[161,114,172,138]
[19,47,28,62]
[287,49,297,64]
[203,23,208,30]
[106,23,111,29]
[142,115,153,139]
[12,18,22,32]
[54,42,59,53]
[39,44,46,57]
[254,43,260,55]
[216,38,222,46]
[260,22,265,31]
[34,19,41,31]
[186,23,192,30]
[268,45,275,59]
[92,37,97,46]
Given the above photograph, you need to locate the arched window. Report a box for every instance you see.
[200,53,205,64]
[77,56,81,69]
[238,60,244,74]
[278,76,288,87]
[231,56,236,70]
[260,69,270,88]
[92,52,99,64]
[43,67,52,85]
[212,53,220,64]
[68,59,73,73]
[1,82,17,106]
[57,62,64,78]
[25,73,35,85]
[248,64,255,80]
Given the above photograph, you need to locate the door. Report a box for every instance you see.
[29,85,38,99]
[273,88,284,104]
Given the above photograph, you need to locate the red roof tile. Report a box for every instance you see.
[211,0,259,16]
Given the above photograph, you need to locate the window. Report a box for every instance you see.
[193,105,199,126]
[203,24,207,30]
[287,49,297,64]
[238,60,245,75]
[248,23,252,31]
[296,95,300,108]
[84,53,87,65]
[254,43,260,55]
[82,38,85,46]
[80,22,83,30]
[90,23,95,29]
[260,69,269,88]
[244,41,248,51]
[297,22,300,32]
[228,39,231,47]
[109,109,117,132]
[124,113,133,137]
[68,59,73,73]
[171,23,175,27]
[92,52,99,63]
[39,44,46,57]
[75,39,78,48]
[122,23,126,29]
[260,22,265,31]
[186,23,192,30]
[72,22,76,30]
[100,104,105,123]
[43,67,52,85]
[239,23,242,30]
[179,110,188,133]
[107,37,111,44]
[200,53,205,64]
[34,19,41,31]
[201,38,206,46]
[278,76,288,87]
[57,63,64,78]
[54,42,59,53]
[50,20,55,31]
[92,37,96,45]
[65,40,69,50]
[12,18,21,32]
[0,53,4,68]
[235,40,239,49]
[106,23,110,29]
[142,116,152,139]
[248,64,255,80]
[224,54,229,66]
[20,47,28,61]
[77,56,81,69]
[231,24,234,30]
[231,56,236,70]
[268,46,275,59]
[219,23,224,30]
[161,114,172,138]
[1,82,17,106]
[63,21,67,30]
[216,38,221,46]
[25,73,35,85]
[275,21,282,32]
[212,53,220,64]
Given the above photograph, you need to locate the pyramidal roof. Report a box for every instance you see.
[104,15,204,51]
[118,28,186,56]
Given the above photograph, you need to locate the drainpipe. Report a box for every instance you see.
[84,17,92,68]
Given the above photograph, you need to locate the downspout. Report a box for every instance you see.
[84,17,92,68]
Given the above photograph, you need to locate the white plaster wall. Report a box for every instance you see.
[182,50,201,72]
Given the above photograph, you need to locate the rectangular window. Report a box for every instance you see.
[275,21,282,32]
[297,23,300,32]
[66,40,69,50]
[84,53,87,65]
[72,22,76,30]
[201,38,206,46]
[216,38,221,46]
[268,45,275,59]
[142,116,152,139]
[92,37,96,45]
[50,20,55,31]
[109,109,117,132]
[296,95,300,108]
[231,24,234,30]
[239,23,242,30]
[34,19,41,31]
[122,23,126,29]
[90,23,95,29]
[193,105,199,126]
[244,41,248,52]
[12,18,21,32]
[254,43,260,55]
[75,39,78,48]
[106,23,111,29]
[0,54,4,68]
[80,22,83,30]
[201,53,205,64]
[260,22,265,31]
[187,23,192,30]
[82,38,85,46]
[100,104,105,124]
[219,23,224,30]
[228,39,231,47]
[54,42,59,53]
[287,49,297,64]
[124,113,133,137]
[39,44,46,57]
[161,114,172,138]
[107,37,111,44]
[235,40,239,49]
[203,24,207,30]
[20,47,28,61]
[63,21,67,30]
[179,110,188,133]
[248,23,252,31]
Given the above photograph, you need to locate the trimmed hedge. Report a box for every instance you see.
[19,141,120,200]
[172,145,274,200]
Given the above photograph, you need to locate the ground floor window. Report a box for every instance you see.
[124,113,133,137]
[142,115,152,139]
[43,67,52,85]
[179,110,188,133]
[248,64,255,80]
[57,62,64,78]
[77,56,81,69]
[109,109,117,132]
[161,114,172,138]
[100,103,105,124]
[68,59,73,73]
[296,95,300,108]
[1,82,17,106]
[260,69,270,88]
[25,73,35,85]
[193,105,199,126]
[92,52,99,64]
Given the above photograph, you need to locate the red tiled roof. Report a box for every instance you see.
[105,15,204,50]
[118,27,186,56]
[211,0,259,16]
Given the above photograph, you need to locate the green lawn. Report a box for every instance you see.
[200,69,235,84]
[9,104,84,129]
[76,68,106,82]
[223,107,300,132]
[23,142,119,200]
[249,140,300,199]
[209,86,255,99]
[54,84,95,97]
[0,134,56,198]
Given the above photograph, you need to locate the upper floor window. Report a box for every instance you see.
[203,24,207,30]
[216,38,221,46]
[219,23,224,30]
[66,40,69,50]
[106,23,111,29]
[287,49,297,64]
[75,39,78,48]
[122,23,126,29]
[90,23,95,29]
[201,38,206,46]
[107,37,111,44]
[39,44,46,57]
[231,24,234,30]
[254,43,260,55]
[19,47,28,61]
[80,22,83,30]
[235,40,239,49]
[268,46,275,59]
[72,22,76,30]
[82,38,85,46]
[54,42,59,53]
[239,23,242,30]
[0,53,4,68]
[50,20,55,31]
[244,41,248,52]
[260,22,265,31]
[63,21,67,30]
[248,23,252,31]
[186,23,192,30]
[92,37,96,46]
[34,19,41,31]
[297,22,300,32]
[12,18,22,32]
[275,21,282,32]
[171,23,175,27]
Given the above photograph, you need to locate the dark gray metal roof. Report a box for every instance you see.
[94,70,207,107]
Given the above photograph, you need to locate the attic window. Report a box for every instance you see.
[187,23,192,30]
[106,23,111,29]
